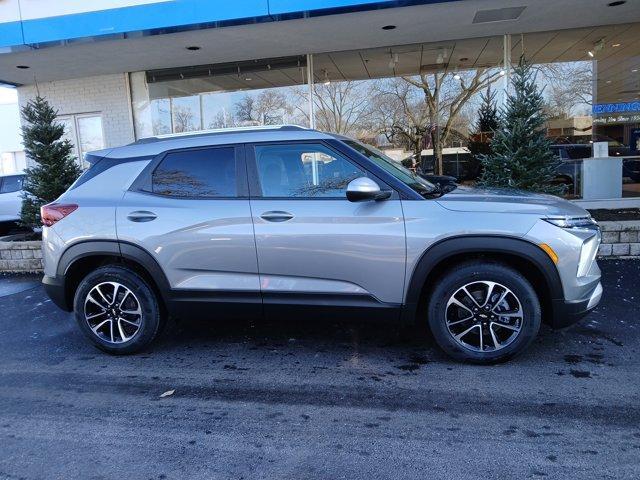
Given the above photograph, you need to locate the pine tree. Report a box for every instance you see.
[468,87,499,165]
[478,58,564,195]
[20,96,82,229]
[475,87,499,133]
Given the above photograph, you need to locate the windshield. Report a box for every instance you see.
[343,140,437,197]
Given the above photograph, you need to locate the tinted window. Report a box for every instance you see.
[152,147,236,197]
[0,176,24,194]
[255,144,364,198]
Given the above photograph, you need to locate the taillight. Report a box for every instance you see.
[41,203,78,227]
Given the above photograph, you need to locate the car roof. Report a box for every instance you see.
[100,125,340,159]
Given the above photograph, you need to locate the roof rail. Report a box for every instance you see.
[132,124,311,144]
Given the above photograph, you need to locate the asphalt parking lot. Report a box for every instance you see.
[0,259,639,480]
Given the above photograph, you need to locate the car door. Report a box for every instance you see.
[0,175,24,222]
[247,141,406,321]
[116,144,261,319]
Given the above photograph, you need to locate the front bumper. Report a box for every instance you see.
[550,281,602,329]
[42,274,72,311]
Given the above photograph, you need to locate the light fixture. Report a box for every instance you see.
[322,69,331,86]
[606,80,612,84]
[459,57,469,62]
[632,68,638,72]
[453,67,461,80]
[612,43,621,47]
[608,1,626,6]
[186,46,201,51]
[382,25,396,30]
[388,53,399,70]
[588,39,605,58]
[16,65,29,69]
[499,69,506,76]
[244,77,252,81]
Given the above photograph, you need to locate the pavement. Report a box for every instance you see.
[0,260,639,480]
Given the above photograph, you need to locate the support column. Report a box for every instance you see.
[306,53,316,129]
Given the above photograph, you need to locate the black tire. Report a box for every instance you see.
[73,265,164,354]
[427,261,541,364]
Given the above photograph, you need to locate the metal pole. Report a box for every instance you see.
[307,54,316,130]
[502,34,512,108]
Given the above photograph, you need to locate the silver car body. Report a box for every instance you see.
[42,127,602,328]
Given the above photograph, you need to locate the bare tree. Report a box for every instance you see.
[402,68,502,174]
[370,78,431,167]
[235,95,256,123]
[537,62,592,117]
[293,81,372,135]
[172,105,196,133]
[234,90,293,125]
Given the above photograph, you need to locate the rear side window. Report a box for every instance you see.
[0,176,24,193]
[152,147,236,198]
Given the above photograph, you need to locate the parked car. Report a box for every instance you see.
[41,126,602,363]
[0,174,25,234]
[551,137,640,193]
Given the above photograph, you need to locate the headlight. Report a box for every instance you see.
[544,216,598,229]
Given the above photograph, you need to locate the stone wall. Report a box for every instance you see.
[598,221,640,258]
[0,241,43,273]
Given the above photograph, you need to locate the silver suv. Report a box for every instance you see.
[41,126,602,363]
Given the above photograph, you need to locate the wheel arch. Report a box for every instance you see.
[401,235,564,326]
[56,240,171,312]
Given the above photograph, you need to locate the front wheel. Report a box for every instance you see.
[427,262,541,364]
[73,265,164,354]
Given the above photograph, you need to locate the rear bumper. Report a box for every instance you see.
[42,274,72,311]
[551,282,602,329]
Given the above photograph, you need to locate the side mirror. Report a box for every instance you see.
[346,177,392,202]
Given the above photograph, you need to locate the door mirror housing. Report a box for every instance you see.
[346,177,392,202]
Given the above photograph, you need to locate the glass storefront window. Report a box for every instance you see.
[129,23,640,200]
[130,56,309,138]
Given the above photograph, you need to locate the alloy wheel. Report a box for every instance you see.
[445,280,523,353]
[83,282,142,344]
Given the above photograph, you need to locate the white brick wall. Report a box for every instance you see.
[17,74,135,150]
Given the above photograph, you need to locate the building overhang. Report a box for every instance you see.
[0,0,639,86]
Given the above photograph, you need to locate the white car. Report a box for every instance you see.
[0,174,25,230]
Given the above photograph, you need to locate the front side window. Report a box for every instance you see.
[152,147,236,198]
[0,175,23,193]
[254,144,364,198]
[343,140,437,197]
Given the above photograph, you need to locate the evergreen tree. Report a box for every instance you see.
[475,87,499,133]
[20,96,82,229]
[478,58,564,195]
[468,87,499,171]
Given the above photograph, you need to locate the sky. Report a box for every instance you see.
[0,86,18,105]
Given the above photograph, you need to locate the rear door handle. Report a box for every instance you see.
[127,210,157,222]
[260,211,294,222]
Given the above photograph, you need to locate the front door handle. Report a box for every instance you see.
[260,211,294,222]
[127,211,157,222]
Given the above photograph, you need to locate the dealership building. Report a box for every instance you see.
[1,0,640,208]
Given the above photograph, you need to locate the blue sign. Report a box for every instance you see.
[593,102,640,115]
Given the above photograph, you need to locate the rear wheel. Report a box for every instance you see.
[73,265,164,354]
[427,262,541,364]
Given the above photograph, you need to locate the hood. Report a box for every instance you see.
[436,186,589,217]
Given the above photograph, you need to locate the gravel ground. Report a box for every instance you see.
[0,260,639,480]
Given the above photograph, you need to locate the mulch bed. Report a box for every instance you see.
[587,209,640,222]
